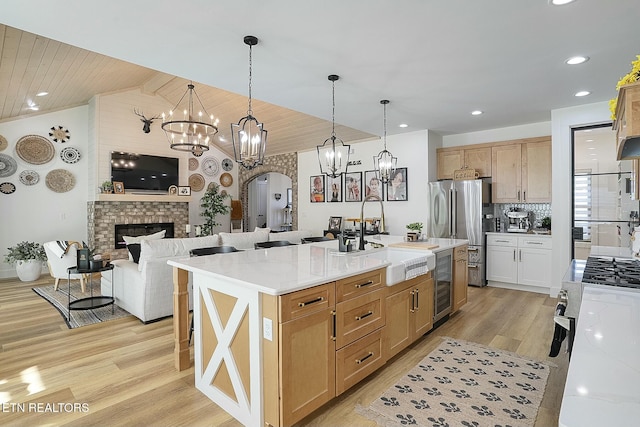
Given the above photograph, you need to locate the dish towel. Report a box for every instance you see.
[402,256,430,280]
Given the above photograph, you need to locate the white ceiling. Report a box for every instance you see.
[1,0,639,157]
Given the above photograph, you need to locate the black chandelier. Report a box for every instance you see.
[316,74,350,178]
[373,99,397,183]
[231,35,267,170]
[161,82,219,156]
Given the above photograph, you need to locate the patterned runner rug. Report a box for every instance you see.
[359,338,551,427]
[33,281,132,329]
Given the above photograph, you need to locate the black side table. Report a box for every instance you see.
[67,264,114,320]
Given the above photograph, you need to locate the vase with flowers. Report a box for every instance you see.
[609,54,640,120]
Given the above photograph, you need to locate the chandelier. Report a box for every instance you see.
[317,74,350,178]
[373,99,397,183]
[161,82,219,156]
[231,35,267,170]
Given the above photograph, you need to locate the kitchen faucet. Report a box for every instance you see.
[359,195,385,250]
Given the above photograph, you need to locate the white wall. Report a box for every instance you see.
[442,122,552,147]
[0,106,89,278]
[297,130,432,235]
[266,173,292,230]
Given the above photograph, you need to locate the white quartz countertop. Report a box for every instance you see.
[559,284,640,427]
[167,235,468,296]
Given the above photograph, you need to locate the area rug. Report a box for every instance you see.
[33,281,132,329]
[359,338,551,427]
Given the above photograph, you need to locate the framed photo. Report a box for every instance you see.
[344,172,362,202]
[328,216,342,231]
[326,175,342,202]
[113,181,125,194]
[364,170,384,200]
[310,175,325,203]
[387,167,408,201]
[178,186,191,196]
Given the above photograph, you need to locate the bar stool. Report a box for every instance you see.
[300,236,331,244]
[254,240,293,249]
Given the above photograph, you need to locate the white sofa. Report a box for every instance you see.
[101,228,313,323]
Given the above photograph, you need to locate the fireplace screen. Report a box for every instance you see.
[114,223,174,249]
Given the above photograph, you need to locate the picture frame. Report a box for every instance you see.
[326,175,342,202]
[344,171,362,202]
[310,175,325,203]
[386,167,408,201]
[364,170,384,200]
[328,216,342,231]
[178,186,191,196]
[113,181,125,194]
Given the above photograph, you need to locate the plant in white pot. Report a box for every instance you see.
[4,241,46,281]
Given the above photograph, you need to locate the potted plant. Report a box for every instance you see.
[101,181,114,193]
[406,222,424,241]
[200,183,231,236]
[4,241,46,281]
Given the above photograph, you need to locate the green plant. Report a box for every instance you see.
[4,241,46,264]
[200,183,231,236]
[541,217,551,229]
[406,222,424,233]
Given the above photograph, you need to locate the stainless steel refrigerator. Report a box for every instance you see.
[428,179,493,286]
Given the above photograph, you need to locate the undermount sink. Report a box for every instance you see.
[353,247,436,285]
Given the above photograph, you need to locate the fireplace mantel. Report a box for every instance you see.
[98,193,192,202]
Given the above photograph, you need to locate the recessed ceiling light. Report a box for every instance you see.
[549,0,576,5]
[471,110,483,116]
[566,56,589,65]
[587,147,596,150]
[398,123,408,128]
[36,91,49,97]
[586,139,594,142]
[575,91,590,97]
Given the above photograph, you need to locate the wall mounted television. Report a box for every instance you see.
[110,152,179,193]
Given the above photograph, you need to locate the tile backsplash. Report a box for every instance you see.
[494,203,552,229]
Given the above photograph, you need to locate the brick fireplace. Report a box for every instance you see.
[88,201,189,260]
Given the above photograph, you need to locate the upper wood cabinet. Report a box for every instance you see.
[437,147,491,180]
[614,81,640,159]
[491,137,551,203]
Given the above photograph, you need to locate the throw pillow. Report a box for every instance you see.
[127,243,142,263]
[122,230,166,261]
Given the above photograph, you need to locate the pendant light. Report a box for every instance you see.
[373,99,397,183]
[317,74,350,178]
[161,82,219,155]
[231,35,267,170]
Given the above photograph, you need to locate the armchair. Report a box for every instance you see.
[43,241,86,292]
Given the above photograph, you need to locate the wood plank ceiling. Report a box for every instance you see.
[0,24,376,157]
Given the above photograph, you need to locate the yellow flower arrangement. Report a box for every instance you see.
[610,54,640,120]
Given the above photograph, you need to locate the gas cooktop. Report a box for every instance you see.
[582,256,640,289]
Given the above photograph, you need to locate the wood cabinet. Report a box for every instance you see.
[614,81,640,160]
[486,234,552,293]
[492,138,551,203]
[436,147,492,180]
[452,244,468,313]
[383,273,433,360]
[267,269,386,426]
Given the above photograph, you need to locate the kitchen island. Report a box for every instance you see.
[168,235,467,427]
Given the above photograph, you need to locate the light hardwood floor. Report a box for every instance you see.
[0,275,569,426]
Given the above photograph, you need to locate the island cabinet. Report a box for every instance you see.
[492,137,552,203]
[383,272,434,360]
[264,268,386,427]
[452,244,468,313]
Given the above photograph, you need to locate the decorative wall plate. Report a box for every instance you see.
[0,153,18,178]
[0,182,16,194]
[188,173,205,192]
[16,135,55,165]
[222,158,234,171]
[202,157,220,176]
[49,126,70,143]
[19,170,39,186]
[60,146,81,164]
[45,169,75,193]
[220,172,233,187]
[188,157,199,171]
[0,134,7,151]
[207,182,217,191]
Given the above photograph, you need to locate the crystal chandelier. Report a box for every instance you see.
[317,74,350,178]
[231,35,267,170]
[373,99,397,183]
[161,82,219,156]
